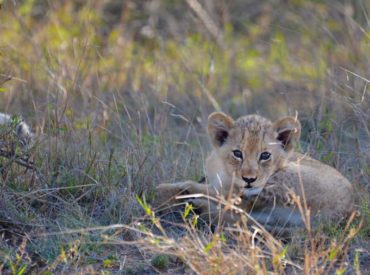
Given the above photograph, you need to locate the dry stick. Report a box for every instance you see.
[0,74,27,84]
[176,192,281,248]
[185,0,224,48]
[179,55,221,112]
[0,149,47,185]
[0,149,36,170]
[0,74,12,86]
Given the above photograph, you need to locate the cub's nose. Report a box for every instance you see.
[242,176,257,187]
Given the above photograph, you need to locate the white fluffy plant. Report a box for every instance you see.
[0,113,34,149]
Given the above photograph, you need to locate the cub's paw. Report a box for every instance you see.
[189,198,219,214]
[154,182,191,208]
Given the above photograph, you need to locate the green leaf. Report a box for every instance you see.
[183,203,193,219]
[0,88,7,92]
[192,215,198,227]
[17,265,28,275]
[279,245,289,259]
[136,195,152,216]
[354,250,360,271]
[103,259,113,268]
[329,248,338,260]
[204,241,214,253]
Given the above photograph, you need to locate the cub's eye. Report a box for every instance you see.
[232,150,243,159]
[260,152,271,161]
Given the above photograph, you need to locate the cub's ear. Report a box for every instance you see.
[273,116,301,152]
[208,112,234,147]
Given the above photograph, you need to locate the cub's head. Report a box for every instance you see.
[208,112,300,189]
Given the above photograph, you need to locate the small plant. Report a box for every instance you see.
[151,254,170,270]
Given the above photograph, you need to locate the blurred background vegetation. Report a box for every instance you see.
[0,0,369,273]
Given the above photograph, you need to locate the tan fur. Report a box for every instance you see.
[156,112,354,227]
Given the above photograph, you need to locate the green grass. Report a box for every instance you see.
[0,0,369,273]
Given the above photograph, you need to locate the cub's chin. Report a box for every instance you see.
[242,187,264,200]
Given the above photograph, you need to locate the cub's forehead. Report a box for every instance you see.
[234,115,273,136]
[227,115,276,148]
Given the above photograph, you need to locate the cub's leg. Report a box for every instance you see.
[190,198,244,225]
[190,197,304,234]
[250,206,304,235]
[155,181,220,208]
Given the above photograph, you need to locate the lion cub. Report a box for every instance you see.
[156,112,354,228]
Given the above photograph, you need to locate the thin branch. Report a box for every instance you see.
[185,0,224,47]
[0,149,36,170]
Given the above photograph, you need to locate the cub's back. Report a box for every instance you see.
[269,152,354,219]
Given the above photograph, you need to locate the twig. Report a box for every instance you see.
[185,0,224,48]
[0,149,48,185]
[0,74,12,86]
[0,149,36,170]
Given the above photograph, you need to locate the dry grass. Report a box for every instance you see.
[0,0,369,273]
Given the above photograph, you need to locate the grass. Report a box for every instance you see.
[0,0,369,273]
